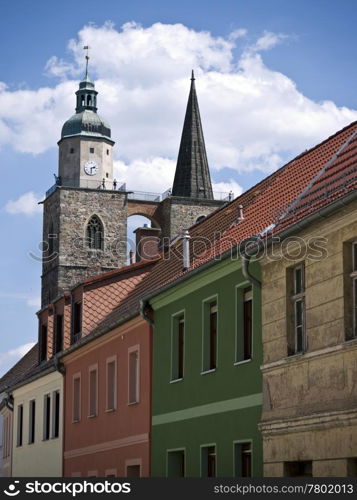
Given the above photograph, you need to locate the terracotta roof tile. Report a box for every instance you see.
[88,120,357,337]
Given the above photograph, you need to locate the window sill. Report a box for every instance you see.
[234,358,252,366]
[128,401,139,406]
[170,377,183,384]
[105,408,116,413]
[200,368,216,375]
[88,414,97,419]
[72,419,80,424]
[343,336,357,344]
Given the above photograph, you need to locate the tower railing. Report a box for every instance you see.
[46,180,234,203]
[45,179,127,197]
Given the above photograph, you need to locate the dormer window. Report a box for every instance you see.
[71,301,82,344]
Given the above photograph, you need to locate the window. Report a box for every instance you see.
[167,450,185,477]
[54,314,63,354]
[128,348,139,404]
[28,400,36,444]
[284,461,312,477]
[89,366,98,417]
[287,264,305,355]
[347,458,357,476]
[202,300,218,372]
[201,445,216,477]
[17,404,23,447]
[86,215,104,250]
[3,415,11,458]
[171,314,184,381]
[72,302,82,344]
[236,288,252,362]
[43,394,51,441]
[126,465,141,477]
[106,358,117,411]
[52,391,60,439]
[40,324,47,362]
[73,375,81,422]
[346,241,357,340]
[90,147,94,153]
[234,442,252,477]
[106,149,109,155]
[70,147,74,154]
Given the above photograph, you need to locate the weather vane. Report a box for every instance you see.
[83,45,90,77]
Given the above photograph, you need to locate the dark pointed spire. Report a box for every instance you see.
[172,71,214,200]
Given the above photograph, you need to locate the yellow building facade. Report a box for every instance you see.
[12,370,63,477]
[260,198,357,476]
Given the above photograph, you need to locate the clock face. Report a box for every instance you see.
[84,161,99,176]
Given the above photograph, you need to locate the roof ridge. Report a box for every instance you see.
[277,126,357,224]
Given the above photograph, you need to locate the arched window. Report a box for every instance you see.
[86,215,104,250]
[87,95,92,106]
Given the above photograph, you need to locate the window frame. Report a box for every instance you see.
[287,263,306,355]
[72,373,81,423]
[43,393,51,441]
[52,390,60,439]
[28,399,36,445]
[71,300,82,344]
[16,404,23,447]
[106,356,117,412]
[233,440,253,477]
[200,443,217,478]
[235,283,254,365]
[54,312,64,355]
[170,310,185,382]
[351,241,357,338]
[88,364,98,418]
[128,345,140,405]
[166,448,186,478]
[201,295,219,374]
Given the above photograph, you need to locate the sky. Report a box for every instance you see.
[1,0,357,376]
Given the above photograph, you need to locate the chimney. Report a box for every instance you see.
[182,229,191,270]
[129,249,134,265]
[134,226,161,262]
[237,205,244,222]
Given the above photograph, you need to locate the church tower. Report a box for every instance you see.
[41,57,128,307]
[159,72,225,240]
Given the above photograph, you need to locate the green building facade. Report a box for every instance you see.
[149,257,263,477]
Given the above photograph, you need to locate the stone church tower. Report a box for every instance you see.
[41,65,225,307]
[41,67,127,307]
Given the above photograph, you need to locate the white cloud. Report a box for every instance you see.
[0,292,41,308]
[26,296,41,308]
[0,342,36,378]
[212,180,243,199]
[250,31,288,52]
[5,192,42,216]
[228,28,248,41]
[0,21,356,187]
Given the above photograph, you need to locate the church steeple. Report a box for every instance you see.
[172,71,214,200]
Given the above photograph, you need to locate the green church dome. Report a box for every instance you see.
[61,110,112,140]
[61,68,113,142]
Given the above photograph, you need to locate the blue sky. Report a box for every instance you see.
[1,0,357,376]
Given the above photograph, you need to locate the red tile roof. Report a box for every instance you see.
[88,120,357,336]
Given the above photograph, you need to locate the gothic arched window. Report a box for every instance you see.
[86,215,104,250]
